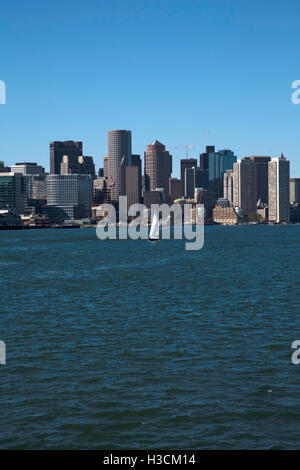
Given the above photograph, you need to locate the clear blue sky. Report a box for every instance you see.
[1,0,300,177]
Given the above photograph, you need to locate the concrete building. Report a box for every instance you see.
[144,140,172,202]
[249,156,271,205]
[92,177,110,205]
[184,167,209,198]
[103,155,109,179]
[143,190,164,208]
[290,178,300,204]
[0,172,25,215]
[180,158,197,195]
[11,162,45,175]
[223,169,234,204]
[108,130,132,202]
[213,206,239,225]
[268,154,290,223]
[125,165,140,209]
[50,141,83,174]
[46,174,92,221]
[233,158,257,216]
[169,178,183,202]
[60,155,95,176]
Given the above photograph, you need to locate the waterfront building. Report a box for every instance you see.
[108,130,132,202]
[92,177,110,205]
[180,158,197,195]
[0,172,25,215]
[268,154,290,223]
[143,190,163,208]
[184,167,209,198]
[195,188,216,221]
[208,149,237,197]
[249,156,271,205]
[223,169,234,204]
[169,178,183,202]
[213,205,238,225]
[233,158,257,216]
[125,165,140,208]
[131,154,142,203]
[50,141,83,174]
[290,178,300,204]
[46,174,92,221]
[145,140,172,202]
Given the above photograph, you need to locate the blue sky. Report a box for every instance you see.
[1,0,300,177]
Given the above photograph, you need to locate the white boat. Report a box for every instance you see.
[148,211,159,242]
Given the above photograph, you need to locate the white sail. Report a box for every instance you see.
[149,211,159,239]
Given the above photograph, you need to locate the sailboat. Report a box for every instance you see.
[148,211,159,242]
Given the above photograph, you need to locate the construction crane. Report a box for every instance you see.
[108,155,126,188]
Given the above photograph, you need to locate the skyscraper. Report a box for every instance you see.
[290,178,300,204]
[208,149,237,197]
[199,146,215,170]
[144,140,172,201]
[0,172,25,214]
[103,155,109,179]
[169,178,183,202]
[249,156,271,205]
[50,141,83,174]
[46,174,92,220]
[108,130,132,202]
[233,158,257,216]
[60,155,95,176]
[268,154,290,223]
[223,169,234,205]
[180,158,197,194]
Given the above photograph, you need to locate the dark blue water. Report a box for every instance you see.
[1,226,300,449]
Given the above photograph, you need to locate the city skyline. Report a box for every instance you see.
[1,1,300,177]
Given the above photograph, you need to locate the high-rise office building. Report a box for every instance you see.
[180,158,197,194]
[50,141,83,174]
[131,154,142,203]
[10,162,46,212]
[108,130,132,202]
[0,172,25,214]
[11,162,45,175]
[60,155,95,176]
[223,169,234,205]
[103,155,109,179]
[233,158,257,216]
[184,167,208,198]
[125,165,140,209]
[144,140,172,201]
[169,178,183,202]
[46,174,92,221]
[199,146,215,170]
[208,149,237,197]
[290,178,300,204]
[249,156,271,205]
[268,154,290,223]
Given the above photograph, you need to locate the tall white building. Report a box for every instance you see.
[108,130,132,202]
[268,154,290,223]
[223,169,234,204]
